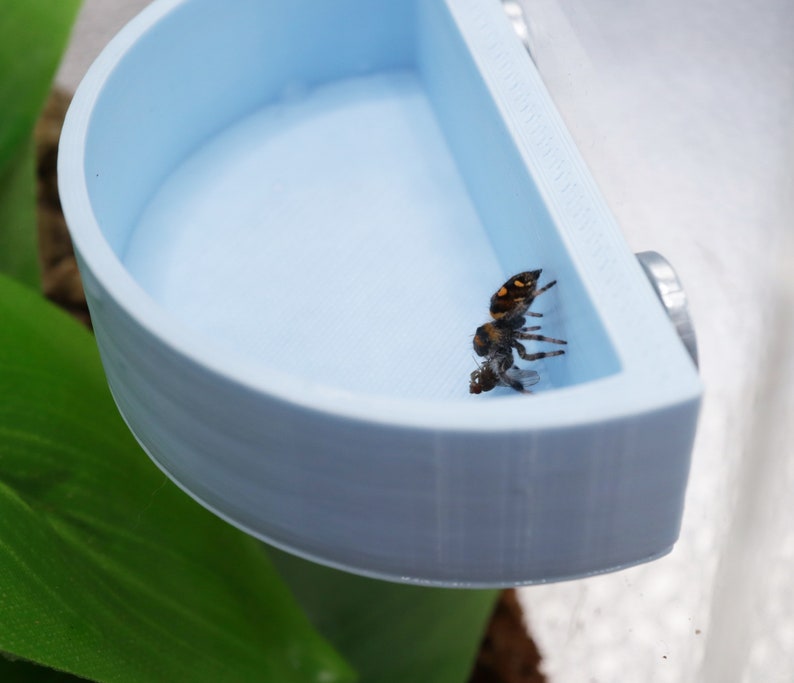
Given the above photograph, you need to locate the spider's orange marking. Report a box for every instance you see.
[513,280,525,287]
[497,286,508,297]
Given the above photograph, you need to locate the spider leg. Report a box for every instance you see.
[513,340,566,362]
[507,379,528,393]
[497,367,530,393]
[515,330,568,345]
[531,279,557,298]
[486,355,534,393]
[526,311,543,318]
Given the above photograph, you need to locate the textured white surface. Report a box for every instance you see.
[58,0,794,679]
[515,1,794,681]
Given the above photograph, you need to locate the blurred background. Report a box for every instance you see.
[57,1,794,681]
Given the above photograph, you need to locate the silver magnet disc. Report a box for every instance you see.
[636,251,699,367]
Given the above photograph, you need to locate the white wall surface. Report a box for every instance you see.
[58,1,794,681]
[515,1,794,681]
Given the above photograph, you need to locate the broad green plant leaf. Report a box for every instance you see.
[268,548,498,683]
[0,654,87,682]
[0,0,81,173]
[0,274,354,683]
[0,144,38,288]
[0,0,82,287]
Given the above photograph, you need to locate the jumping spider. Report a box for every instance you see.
[473,317,566,364]
[470,270,567,395]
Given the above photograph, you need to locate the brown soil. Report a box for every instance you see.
[36,88,546,683]
[35,87,91,327]
[468,589,546,683]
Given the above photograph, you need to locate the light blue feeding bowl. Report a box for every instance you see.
[59,0,702,587]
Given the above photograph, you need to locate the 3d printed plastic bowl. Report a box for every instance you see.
[59,0,702,587]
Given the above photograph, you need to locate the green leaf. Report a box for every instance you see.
[0,654,88,682]
[0,273,355,683]
[0,0,82,175]
[0,0,81,287]
[268,548,497,683]
[0,143,39,288]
